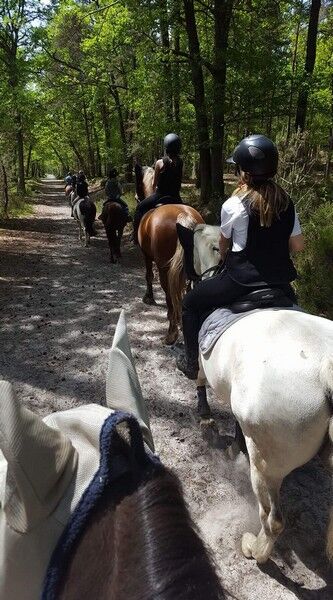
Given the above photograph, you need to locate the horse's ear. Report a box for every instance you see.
[176,223,199,281]
[176,222,194,250]
[106,311,154,451]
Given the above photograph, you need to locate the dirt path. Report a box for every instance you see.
[0,180,332,599]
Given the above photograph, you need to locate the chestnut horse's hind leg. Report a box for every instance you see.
[142,255,156,305]
[159,266,178,345]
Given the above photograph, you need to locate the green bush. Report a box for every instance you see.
[295,202,333,318]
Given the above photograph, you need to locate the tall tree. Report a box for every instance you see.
[183,0,211,200]
[295,0,321,131]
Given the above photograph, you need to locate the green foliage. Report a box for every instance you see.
[295,203,333,318]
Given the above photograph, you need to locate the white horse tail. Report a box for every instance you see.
[168,213,197,325]
[320,355,333,561]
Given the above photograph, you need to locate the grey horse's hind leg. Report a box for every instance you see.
[242,440,284,563]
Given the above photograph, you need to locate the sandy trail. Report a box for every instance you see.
[0,180,332,599]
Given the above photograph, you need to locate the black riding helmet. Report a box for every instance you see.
[109,168,118,178]
[164,133,182,156]
[227,134,278,178]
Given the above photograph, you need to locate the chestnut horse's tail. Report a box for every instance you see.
[168,213,198,325]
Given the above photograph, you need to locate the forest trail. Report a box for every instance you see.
[0,182,332,600]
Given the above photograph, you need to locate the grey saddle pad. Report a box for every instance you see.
[199,305,302,356]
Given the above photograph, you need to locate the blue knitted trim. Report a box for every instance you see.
[41,411,160,600]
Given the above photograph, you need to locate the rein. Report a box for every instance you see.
[198,262,224,281]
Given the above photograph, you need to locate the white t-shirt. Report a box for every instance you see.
[220,195,302,252]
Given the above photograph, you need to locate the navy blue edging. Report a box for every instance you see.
[41,411,160,600]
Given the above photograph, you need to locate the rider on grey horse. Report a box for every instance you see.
[176,134,305,379]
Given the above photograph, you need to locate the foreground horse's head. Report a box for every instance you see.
[58,452,224,600]
[134,164,154,202]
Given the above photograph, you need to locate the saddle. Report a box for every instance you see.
[229,287,293,313]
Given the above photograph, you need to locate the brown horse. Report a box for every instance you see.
[65,184,73,199]
[136,166,204,344]
[99,201,127,263]
[57,459,225,600]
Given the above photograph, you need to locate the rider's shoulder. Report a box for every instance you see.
[222,195,247,214]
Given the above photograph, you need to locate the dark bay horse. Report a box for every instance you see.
[99,201,127,263]
[56,451,224,600]
[135,166,204,344]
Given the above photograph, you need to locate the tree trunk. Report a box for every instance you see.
[93,125,102,177]
[295,0,321,132]
[1,160,9,215]
[172,0,181,125]
[82,94,95,177]
[69,141,88,174]
[159,0,173,124]
[51,146,67,174]
[16,112,26,195]
[287,15,301,140]
[26,143,33,178]
[211,0,233,197]
[183,0,211,202]
[100,100,112,166]
[110,74,128,168]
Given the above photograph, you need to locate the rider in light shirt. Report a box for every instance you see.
[176,134,305,380]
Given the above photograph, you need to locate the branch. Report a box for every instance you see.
[43,47,84,74]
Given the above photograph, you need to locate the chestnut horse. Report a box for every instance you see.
[99,201,127,263]
[135,166,204,344]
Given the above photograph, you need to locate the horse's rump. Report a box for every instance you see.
[139,204,204,267]
[100,201,126,227]
[78,198,96,236]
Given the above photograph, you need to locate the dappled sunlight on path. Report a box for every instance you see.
[0,182,332,599]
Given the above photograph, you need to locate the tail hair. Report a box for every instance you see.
[168,213,198,325]
[80,199,96,236]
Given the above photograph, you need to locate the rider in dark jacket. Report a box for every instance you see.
[76,172,88,198]
[133,133,183,244]
[176,134,305,380]
[102,168,131,222]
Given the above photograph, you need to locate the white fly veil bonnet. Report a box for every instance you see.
[0,310,154,600]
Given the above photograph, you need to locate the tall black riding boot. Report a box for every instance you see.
[176,303,200,379]
[176,353,199,380]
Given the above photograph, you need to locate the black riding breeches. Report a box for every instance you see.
[182,273,297,361]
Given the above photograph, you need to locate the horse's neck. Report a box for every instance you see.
[59,470,224,600]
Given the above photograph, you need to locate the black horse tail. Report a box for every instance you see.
[80,198,96,236]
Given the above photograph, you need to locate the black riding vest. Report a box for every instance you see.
[225,199,298,286]
[156,157,183,198]
[77,180,88,198]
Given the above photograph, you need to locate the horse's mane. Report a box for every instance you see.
[59,463,225,600]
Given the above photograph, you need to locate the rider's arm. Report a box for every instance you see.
[152,160,162,192]
[219,233,231,261]
[289,210,305,253]
[289,234,305,253]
